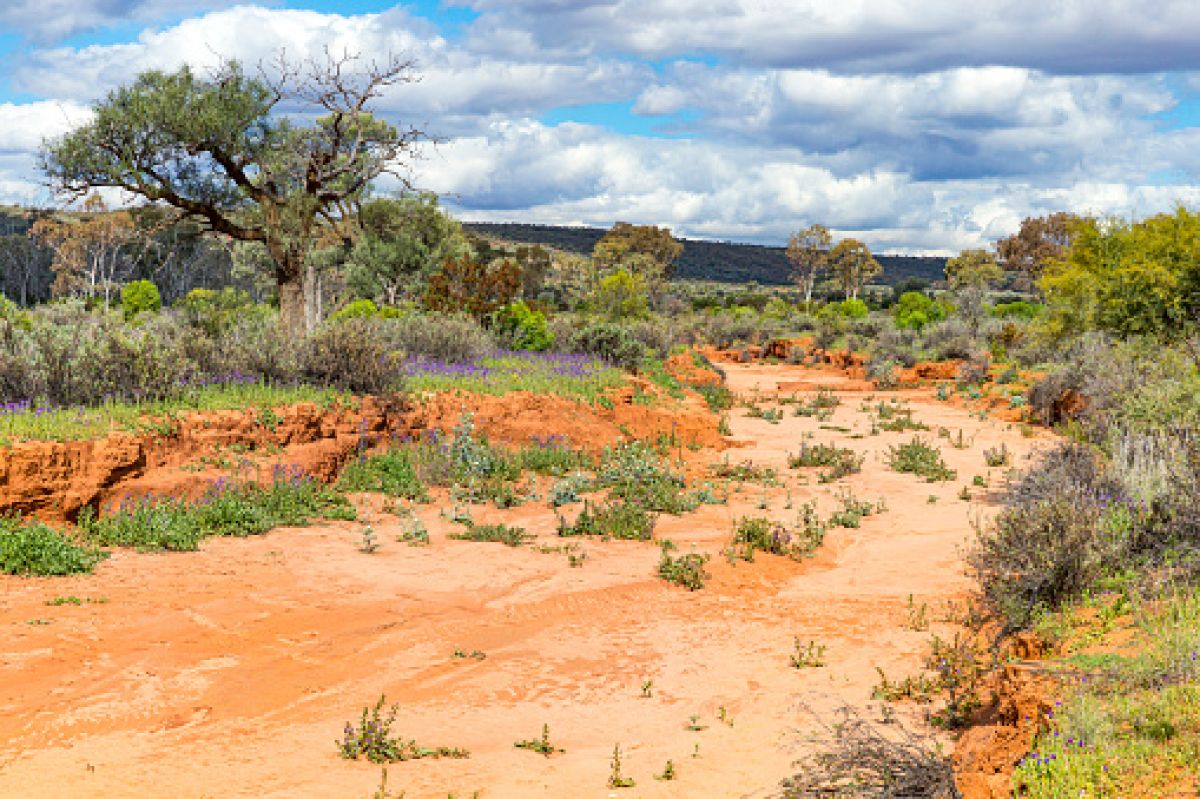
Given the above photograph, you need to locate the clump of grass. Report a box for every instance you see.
[78,470,354,552]
[448,522,532,547]
[728,510,826,561]
[694,384,734,412]
[887,438,957,482]
[790,638,827,668]
[558,499,656,541]
[657,542,710,590]
[337,695,469,764]
[338,449,429,501]
[608,744,635,789]
[787,442,864,482]
[0,516,107,576]
[983,443,1010,467]
[708,458,778,484]
[514,723,562,757]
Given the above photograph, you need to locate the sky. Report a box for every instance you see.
[2,1,1200,253]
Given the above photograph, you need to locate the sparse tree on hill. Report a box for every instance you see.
[829,238,881,300]
[40,52,428,335]
[787,223,832,304]
[944,248,1003,289]
[592,222,683,302]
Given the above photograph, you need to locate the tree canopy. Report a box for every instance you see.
[997,212,1080,291]
[829,238,881,300]
[40,53,427,334]
[786,223,832,303]
[944,248,1003,289]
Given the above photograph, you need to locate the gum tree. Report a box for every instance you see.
[786,223,832,304]
[41,52,427,334]
[829,238,881,300]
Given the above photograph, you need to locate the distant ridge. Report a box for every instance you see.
[464,222,947,287]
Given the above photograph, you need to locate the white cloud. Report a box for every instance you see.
[0,0,245,43]
[459,0,1200,74]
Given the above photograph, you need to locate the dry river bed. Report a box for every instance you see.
[0,363,1052,798]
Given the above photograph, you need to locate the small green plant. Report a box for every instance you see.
[905,594,929,631]
[983,443,1010,467]
[452,648,486,661]
[608,744,635,789]
[0,516,107,576]
[338,696,469,763]
[359,525,380,554]
[448,523,532,547]
[685,713,707,731]
[655,759,677,781]
[958,486,972,501]
[789,637,827,668]
[787,442,863,482]
[826,491,882,529]
[972,474,986,487]
[926,633,984,728]
[640,679,654,698]
[718,705,734,727]
[935,383,951,401]
[558,499,656,541]
[887,438,957,482]
[871,667,937,703]
[658,544,710,590]
[514,723,562,756]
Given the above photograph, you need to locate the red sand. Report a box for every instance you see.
[0,362,1052,798]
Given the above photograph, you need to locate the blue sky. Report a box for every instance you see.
[2,1,1200,253]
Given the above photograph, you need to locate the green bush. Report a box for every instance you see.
[337,449,429,501]
[887,438,957,482]
[330,299,381,321]
[567,322,647,370]
[120,279,161,320]
[494,300,554,351]
[79,473,355,552]
[594,268,649,319]
[0,516,107,576]
[893,291,947,331]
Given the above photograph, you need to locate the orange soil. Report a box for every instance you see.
[0,363,1053,798]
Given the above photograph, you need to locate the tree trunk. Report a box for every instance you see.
[272,246,311,337]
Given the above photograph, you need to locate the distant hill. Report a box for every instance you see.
[464,222,947,287]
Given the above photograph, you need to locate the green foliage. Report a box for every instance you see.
[330,299,382,321]
[79,472,354,552]
[347,193,470,305]
[0,516,107,576]
[514,724,562,756]
[819,297,870,320]
[177,287,261,336]
[558,499,656,541]
[944,248,1003,289]
[728,510,826,561]
[787,442,863,482]
[1041,208,1200,338]
[493,300,553,351]
[892,291,947,331]
[594,268,650,319]
[338,450,429,501]
[657,544,710,590]
[887,438,957,482]
[338,695,469,764]
[567,322,647,370]
[120,279,161,320]
[990,300,1043,320]
[448,522,532,547]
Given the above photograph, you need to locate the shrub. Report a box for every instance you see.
[887,438,957,482]
[658,545,710,590]
[594,268,650,319]
[79,472,354,552]
[494,300,553,351]
[567,322,647,370]
[330,299,381,321]
[969,444,1136,627]
[120,279,161,320]
[788,442,864,482]
[0,516,106,576]
[956,353,991,387]
[337,450,429,501]
[893,291,946,331]
[338,695,469,763]
[449,522,532,547]
[558,499,656,540]
[301,318,404,394]
[382,313,494,363]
